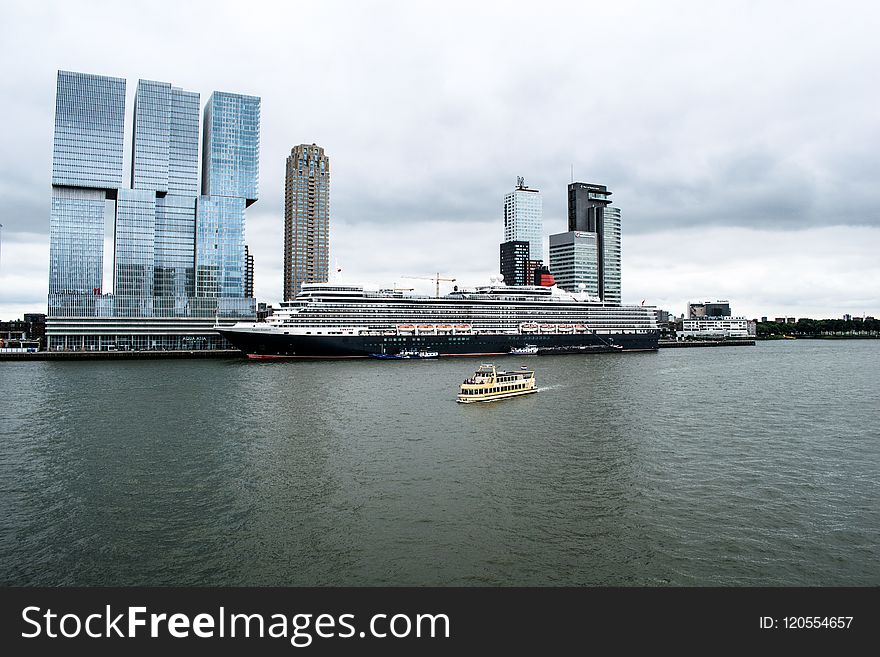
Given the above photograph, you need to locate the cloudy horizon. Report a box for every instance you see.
[2,0,879,321]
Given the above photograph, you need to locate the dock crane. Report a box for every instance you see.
[400,273,456,298]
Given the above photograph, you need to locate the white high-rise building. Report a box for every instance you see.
[503,178,543,262]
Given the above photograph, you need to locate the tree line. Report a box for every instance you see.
[757,317,880,337]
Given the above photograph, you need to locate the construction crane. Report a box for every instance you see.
[401,273,456,298]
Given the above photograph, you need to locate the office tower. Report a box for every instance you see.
[549,182,621,303]
[245,244,254,298]
[500,240,530,286]
[549,231,599,296]
[284,144,330,301]
[47,71,259,351]
[503,178,543,262]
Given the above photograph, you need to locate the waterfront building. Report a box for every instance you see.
[679,317,751,339]
[687,300,732,318]
[500,240,530,286]
[47,71,259,351]
[503,178,543,262]
[0,314,46,350]
[550,182,621,303]
[284,144,330,301]
[548,231,599,297]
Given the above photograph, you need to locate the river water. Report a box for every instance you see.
[1,340,877,585]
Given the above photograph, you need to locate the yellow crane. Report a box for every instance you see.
[401,273,456,298]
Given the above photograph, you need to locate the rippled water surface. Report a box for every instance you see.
[1,340,878,585]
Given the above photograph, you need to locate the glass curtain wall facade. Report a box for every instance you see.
[566,182,622,304]
[52,71,125,190]
[503,185,543,262]
[169,87,200,196]
[284,144,330,301]
[49,187,107,297]
[114,189,157,315]
[47,71,259,350]
[49,71,125,318]
[602,206,621,305]
[132,80,171,192]
[195,92,260,308]
[154,195,197,302]
[195,195,247,298]
[201,92,260,203]
[549,231,599,296]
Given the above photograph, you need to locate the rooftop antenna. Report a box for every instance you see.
[516,176,525,190]
[570,164,573,183]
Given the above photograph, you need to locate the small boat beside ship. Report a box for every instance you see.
[457,364,537,403]
[509,344,539,355]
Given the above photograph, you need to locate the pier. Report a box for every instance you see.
[0,349,242,361]
[658,339,755,348]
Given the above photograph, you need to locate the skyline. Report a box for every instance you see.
[1,1,879,320]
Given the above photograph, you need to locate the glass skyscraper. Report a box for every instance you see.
[202,92,260,203]
[549,182,622,304]
[47,71,259,351]
[52,71,125,190]
[503,180,543,262]
[284,144,330,301]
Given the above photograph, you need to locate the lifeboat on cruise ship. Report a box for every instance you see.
[453,324,472,333]
[557,324,574,333]
[539,324,557,333]
[436,324,454,332]
[417,324,435,333]
[520,322,539,333]
[397,324,416,333]
[574,324,588,332]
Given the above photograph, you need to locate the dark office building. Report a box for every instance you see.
[500,240,530,286]
[687,301,732,318]
[559,182,621,304]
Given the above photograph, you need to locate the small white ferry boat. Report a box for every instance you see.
[457,364,537,403]
[509,344,538,355]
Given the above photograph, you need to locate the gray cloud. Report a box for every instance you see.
[2,0,879,317]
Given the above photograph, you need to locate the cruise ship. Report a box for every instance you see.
[215,280,659,359]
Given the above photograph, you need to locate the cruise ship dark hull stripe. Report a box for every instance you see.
[218,330,660,359]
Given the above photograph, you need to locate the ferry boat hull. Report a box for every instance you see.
[216,328,659,359]
[457,387,538,403]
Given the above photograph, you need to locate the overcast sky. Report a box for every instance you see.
[1,0,879,320]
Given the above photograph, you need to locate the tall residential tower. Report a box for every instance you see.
[284,144,330,301]
[503,178,543,262]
